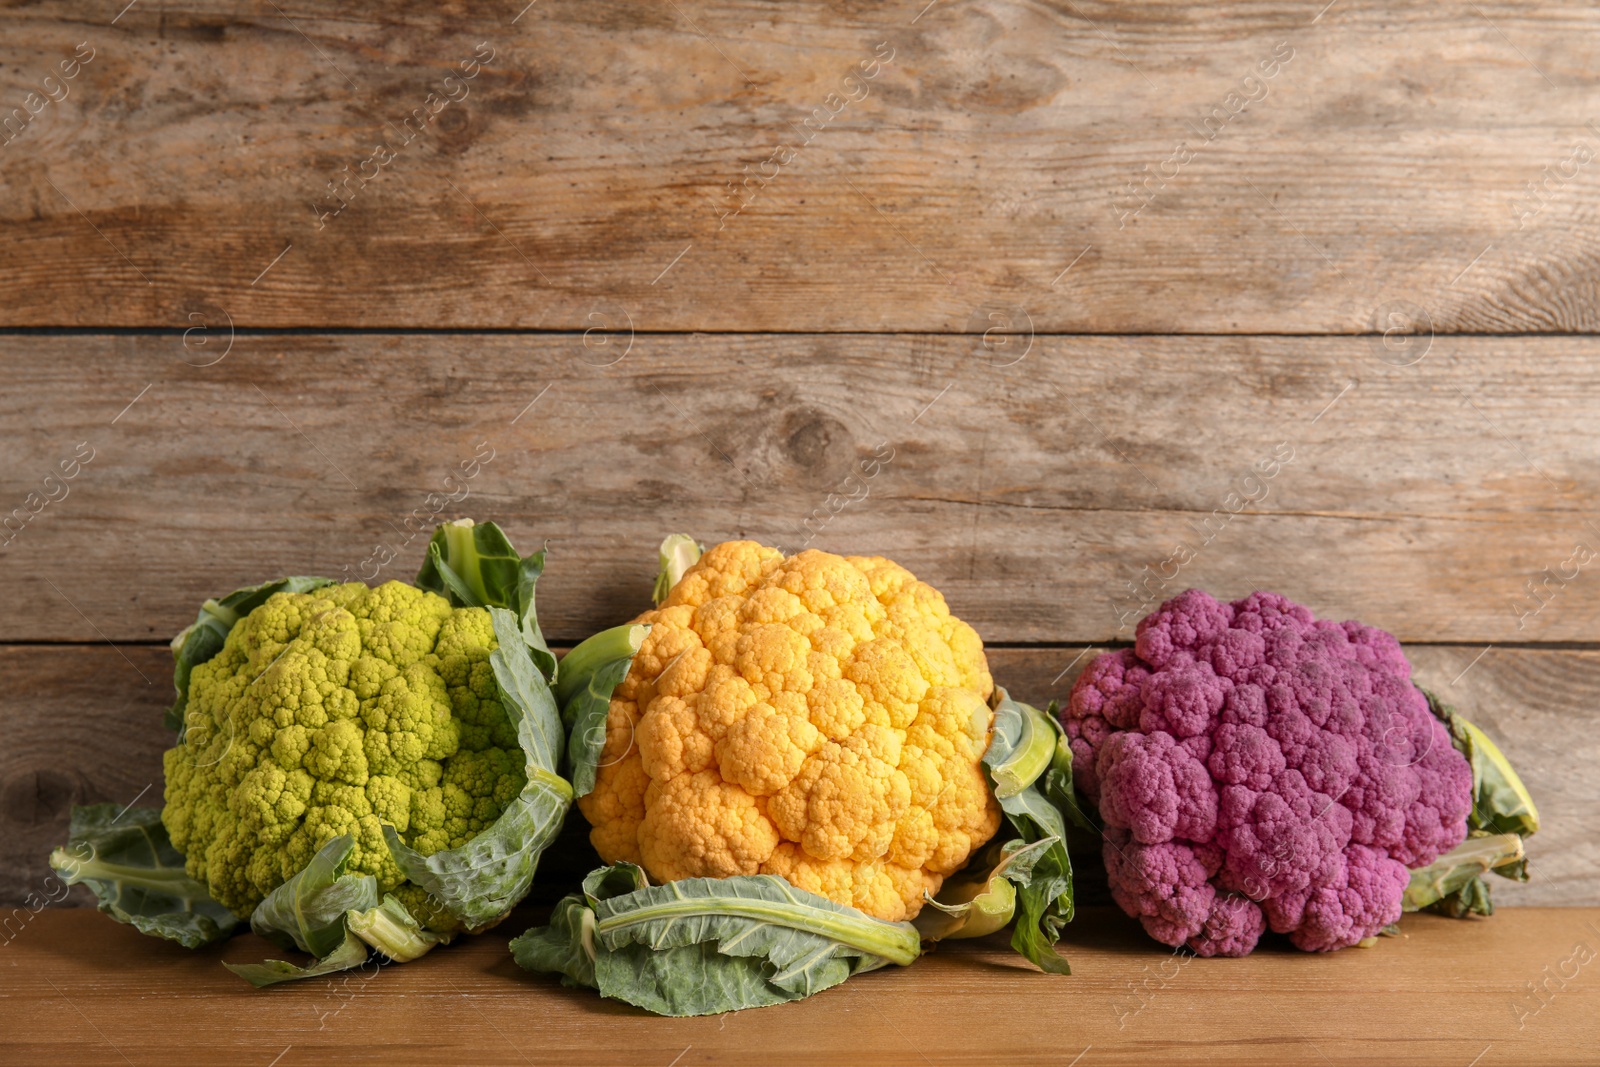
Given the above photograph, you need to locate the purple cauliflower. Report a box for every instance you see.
[1064,589,1473,955]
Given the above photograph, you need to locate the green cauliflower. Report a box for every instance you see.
[54,519,648,984]
[162,580,526,926]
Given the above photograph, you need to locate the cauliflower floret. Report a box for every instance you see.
[579,542,1000,922]
[639,769,782,880]
[162,581,527,919]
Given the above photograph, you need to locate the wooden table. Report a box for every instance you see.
[4,2,1599,1063]
[3,907,1595,1066]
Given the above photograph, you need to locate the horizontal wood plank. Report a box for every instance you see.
[5,644,1590,907]
[3,334,1599,644]
[2,3,1599,330]
[2,906,1595,1065]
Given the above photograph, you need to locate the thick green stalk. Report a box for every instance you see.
[652,534,703,605]
[50,851,202,894]
[913,837,1059,942]
[348,896,450,963]
[556,623,648,709]
[989,698,1057,799]
[437,518,492,604]
[597,896,922,966]
[1420,688,1541,837]
[1403,833,1526,911]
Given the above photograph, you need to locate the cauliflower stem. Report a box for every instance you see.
[346,894,453,962]
[556,622,651,799]
[1401,832,1527,916]
[555,624,651,710]
[913,836,1050,941]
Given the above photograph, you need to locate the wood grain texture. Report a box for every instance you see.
[4,2,1592,1057]
[3,2,1600,330]
[0,645,171,913]
[3,333,1598,644]
[3,906,1596,1066]
[5,644,1591,907]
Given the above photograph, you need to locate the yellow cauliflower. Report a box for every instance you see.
[577,542,1001,922]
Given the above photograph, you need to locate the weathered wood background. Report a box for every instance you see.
[5,2,1600,332]
[4,0,1598,934]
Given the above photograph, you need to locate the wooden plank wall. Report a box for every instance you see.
[4,3,1600,331]
[2,2,1596,909]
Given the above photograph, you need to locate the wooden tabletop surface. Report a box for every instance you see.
[3,906,1594,1067]
[4,2,1599,1062]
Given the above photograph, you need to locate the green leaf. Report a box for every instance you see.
[555,623,648,798]
[1427,878,1496,919]
[985,691,1057,799]
[49,804,237,949]
[223,835,384,988]
[1414,689,1539,915]
[510,864,921,1017]
[1037,701,1102,836]
[347,895,453,963]
[489,606,567,772]
[1402,832,1526,916]
[1011,880,1072,975]
[224,930,372,988]
[914,837,1058,941]
[997,792,1075,976]
[652,534,704,606]
[582,861,651,899]
[1044,768,1101,836]
[166,576,337,732]
[508,896,598,990]
[978,690,1075,974]
[1420,688,1540,839]
[416,518,556,681]
[383,607,573,930]
[247,835,378,958]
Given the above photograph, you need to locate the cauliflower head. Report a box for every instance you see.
[1064,589,1473,955]
[162,580,526,919]
[577,541,1002,922]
